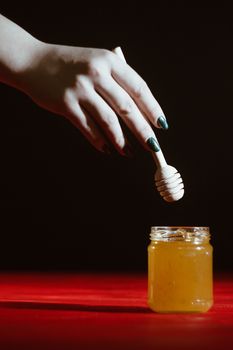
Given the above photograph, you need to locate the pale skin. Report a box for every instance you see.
[0,14,167,155]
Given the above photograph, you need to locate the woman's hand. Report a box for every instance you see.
[0,14,168,155]
[22,43,168,154]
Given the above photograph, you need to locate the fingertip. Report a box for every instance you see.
[157,115,169,130]
[146,137,160,152]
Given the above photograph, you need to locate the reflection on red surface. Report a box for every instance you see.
[0,272,232,349]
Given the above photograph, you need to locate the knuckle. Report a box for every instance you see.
[100,49,113,61]
[75,75,87,89]
[87,50,112,77]
[133,80,147,99]
[101,114,116,129]
[63,88,73,105]
[86,60,103,78]
[75,77,92,99]
[118,100,134,117]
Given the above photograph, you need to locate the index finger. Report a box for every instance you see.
[111,50,169,130]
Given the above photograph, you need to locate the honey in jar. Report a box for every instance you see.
[148,226,213,313]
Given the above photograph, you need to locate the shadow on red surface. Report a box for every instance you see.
[0,300,150,313]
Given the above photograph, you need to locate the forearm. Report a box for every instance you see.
[0,14,44,91]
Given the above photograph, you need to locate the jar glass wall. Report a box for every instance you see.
[148,226,213,313]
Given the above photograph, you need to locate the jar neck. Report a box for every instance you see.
[150,226,210,243]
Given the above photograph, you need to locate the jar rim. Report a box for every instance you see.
[151,226,209,230]
[150,226,210,242]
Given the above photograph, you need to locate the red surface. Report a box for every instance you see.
[0,272,233,350]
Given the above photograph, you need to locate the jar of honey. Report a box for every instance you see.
[148,226,213,313]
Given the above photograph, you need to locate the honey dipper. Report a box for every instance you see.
[112,46,184,202]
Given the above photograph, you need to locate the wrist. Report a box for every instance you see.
[0,13,48,90]
[0,34,49,92]
[13,39,51,92]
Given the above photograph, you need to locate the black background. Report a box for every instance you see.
[0,3,232,271]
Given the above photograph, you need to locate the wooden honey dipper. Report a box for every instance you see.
[113,46,184,202]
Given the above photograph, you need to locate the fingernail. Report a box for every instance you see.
[123,144,133,157]
[101,144,111,154]
[146,137,160,152]
[158,116,169,130]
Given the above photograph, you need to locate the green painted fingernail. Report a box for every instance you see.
[158,116,169,130]
[146,137,160,152]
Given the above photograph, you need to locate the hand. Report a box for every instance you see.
[21,43,168,155]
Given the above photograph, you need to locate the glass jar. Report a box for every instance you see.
[148,226,213,313]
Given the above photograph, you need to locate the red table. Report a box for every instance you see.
[0,272,232,349]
